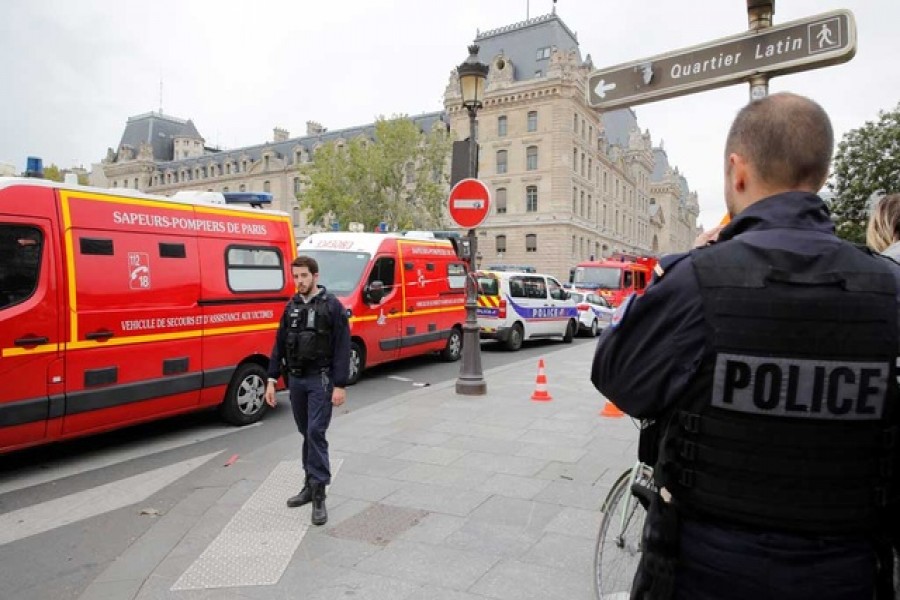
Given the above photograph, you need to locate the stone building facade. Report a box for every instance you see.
[97,11,699,282]
[443,12,699,280]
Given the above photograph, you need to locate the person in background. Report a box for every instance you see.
[264,255,350,526]
[591,92,900,599]
[867,193,900,262]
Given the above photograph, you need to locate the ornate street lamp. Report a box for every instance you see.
[455,44,489,396]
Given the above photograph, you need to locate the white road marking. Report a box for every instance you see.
[388,376,413,382]
[171,458,343,590]
[0,423,260,496]
[0,451,222,546]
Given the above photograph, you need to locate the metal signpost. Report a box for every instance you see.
[448,178,491,396]
[587,9,856,110]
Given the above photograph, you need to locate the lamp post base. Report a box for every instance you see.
[456,321,487,395]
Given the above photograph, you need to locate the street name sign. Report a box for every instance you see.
[448,178,491,229]
[587,9,856,110]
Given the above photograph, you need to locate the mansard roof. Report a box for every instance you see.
[117,112,203,162]
[475,12,581,81]
[152,111,448,171]
[601,108,638,149]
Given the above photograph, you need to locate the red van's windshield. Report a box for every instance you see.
[300,250,371,296]
[572,266,621,289]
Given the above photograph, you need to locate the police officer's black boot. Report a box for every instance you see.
[310,481,327,526]
[286,475,312,508]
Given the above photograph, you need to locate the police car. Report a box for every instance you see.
[569,290,614,336]
[476,270,579,351]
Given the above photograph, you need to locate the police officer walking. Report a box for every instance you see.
[591,92,900,599]
[265,255,350,526]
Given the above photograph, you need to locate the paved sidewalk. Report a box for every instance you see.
[80,343,640,600]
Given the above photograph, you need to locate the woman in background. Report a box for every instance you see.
[867,193,900,261]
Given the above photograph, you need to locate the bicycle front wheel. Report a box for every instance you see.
[594,469,647,599]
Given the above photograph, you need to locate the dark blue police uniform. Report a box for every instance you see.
[592,192,900,600]
[268,285,350,486]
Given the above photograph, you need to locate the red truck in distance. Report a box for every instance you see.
[569,253,658,307]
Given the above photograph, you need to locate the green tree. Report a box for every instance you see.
[42,164,63,182]
[299,115,451,231]
[827,102,900,243]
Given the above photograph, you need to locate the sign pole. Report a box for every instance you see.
[456,106,487,396]
[747,1,774,100]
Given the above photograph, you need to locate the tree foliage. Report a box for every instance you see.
[42,164,63,182]
[827,102,900,243]
[298,116,452,232]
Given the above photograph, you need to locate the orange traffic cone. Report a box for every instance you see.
[600,398,625,418]
[530,359,553,402]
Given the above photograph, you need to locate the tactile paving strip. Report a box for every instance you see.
[171,458,342,590]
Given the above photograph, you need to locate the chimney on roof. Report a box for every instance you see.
[306,121,326,136]
[273,127,289,143]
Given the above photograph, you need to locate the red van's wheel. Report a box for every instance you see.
[441,327,463,361]
[220,363,269,425]
[348,341,365,386]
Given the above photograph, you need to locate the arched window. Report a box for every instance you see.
[496,188,507,214]
[496,150,508,174]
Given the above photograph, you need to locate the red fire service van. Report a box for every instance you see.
[570,253,658,307]
[0,178,296,454]
[297,231,468,384]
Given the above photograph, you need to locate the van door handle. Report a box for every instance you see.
[15,335,49,347]
[86,330,115,341]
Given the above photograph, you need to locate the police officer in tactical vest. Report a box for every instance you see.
[591,92,900,599]
[265,255,350,526]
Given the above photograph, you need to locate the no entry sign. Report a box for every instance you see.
[448,178,491,229]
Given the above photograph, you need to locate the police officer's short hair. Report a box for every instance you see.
[725,92,833,192]
[292,255,319,275]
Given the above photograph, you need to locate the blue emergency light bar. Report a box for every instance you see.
[221,192,273,208]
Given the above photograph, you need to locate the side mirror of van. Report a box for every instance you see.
[364,280,385,304]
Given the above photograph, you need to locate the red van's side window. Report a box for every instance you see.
[0,225,42,309]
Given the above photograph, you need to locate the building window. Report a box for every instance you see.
[292,207,301,227]
[534,70,542,78]
[572,187,577,213]
[572,235,576,255]
[240,184,246,192]
[574,112,578,132]
[496,188,507,214]
[526,185,538,212]
[264,155,270,171]
[588,158,592,181]
[226,163,231,174]
[242,160,248,172]
[525,233,537,253]
[498,116,507,137]
[527,111,537,132]
[496,234,507,253]
[526,146,538,171]
[263,180,271,193]
[293,177,301,195]
[536,47,551,60]
[573,148,578,171]
[581,191,585,216]
[223,186,230,193]
[496,150,508,174]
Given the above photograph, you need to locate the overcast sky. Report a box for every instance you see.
[1,0,897,228]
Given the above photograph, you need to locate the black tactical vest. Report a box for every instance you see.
[285,294,333,371]
[657,238,900,535]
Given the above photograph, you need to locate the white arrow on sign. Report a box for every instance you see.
[594,79,617,98]
[453,199,484,209]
